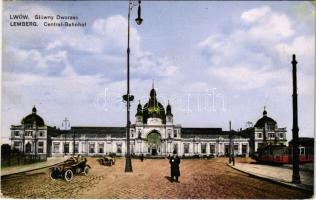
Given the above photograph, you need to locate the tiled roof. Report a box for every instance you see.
[181,128,225,139]
[62,126,127,138]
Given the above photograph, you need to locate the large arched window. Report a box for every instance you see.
[146,131,161,147]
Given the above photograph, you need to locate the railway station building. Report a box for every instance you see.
[9,87,287,158]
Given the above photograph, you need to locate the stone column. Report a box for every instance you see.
[69,142,73,155]
[60,141,64,155]
[43,141,47,154]
[239,142,242,155]
[206,143,210,155]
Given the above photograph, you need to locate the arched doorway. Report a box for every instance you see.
[25,142,32,153]
[146,131,161,156]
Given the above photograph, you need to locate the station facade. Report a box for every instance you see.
[9,87,287,158]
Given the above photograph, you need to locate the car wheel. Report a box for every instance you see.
[64,169,73,181]
[83,166,89,176]
[50,169,57,180]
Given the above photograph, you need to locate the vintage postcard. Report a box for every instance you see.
[1,0,314,199]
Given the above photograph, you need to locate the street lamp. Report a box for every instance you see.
[291,54,301,184]
[232,130,235,166]
[123,0,143,173]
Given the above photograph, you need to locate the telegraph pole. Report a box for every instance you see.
[291,54,301,184]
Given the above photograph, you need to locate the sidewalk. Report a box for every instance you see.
[283,163,314,172]
[229,162,314,192]
[1,156,68,176]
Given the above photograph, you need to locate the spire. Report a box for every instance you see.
[32,105,37,114]
[135,100,143,116]
[263,106,267,116]
[166,100,173,116]
[150,81,157,99]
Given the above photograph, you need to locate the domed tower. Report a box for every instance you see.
[255,107,277,130]
[255,107,277,142]
[142,85,166,124]
[166,100,173,125]
[135,100,143,125]
[21,105,45,127]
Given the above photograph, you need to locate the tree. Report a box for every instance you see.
[1,144,12,166]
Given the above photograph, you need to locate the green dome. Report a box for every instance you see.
[21,106,45,126]
[142,87,166,124]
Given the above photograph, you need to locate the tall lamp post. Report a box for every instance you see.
[123,0,143,173]
[232,130,235,166]
[291,54,301,184]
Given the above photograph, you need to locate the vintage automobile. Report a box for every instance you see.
[98,155,116,166]
[49,156,91,181]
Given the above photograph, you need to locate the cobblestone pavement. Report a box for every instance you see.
[1,157,312,199]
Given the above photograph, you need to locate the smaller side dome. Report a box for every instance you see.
[21,106,45,126]
[135,100,143,116]
[166,100,173,116]
[255,107,276,128]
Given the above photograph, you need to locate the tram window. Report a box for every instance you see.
[300,147,305,155]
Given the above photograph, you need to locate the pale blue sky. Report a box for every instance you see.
[2,1,315,143]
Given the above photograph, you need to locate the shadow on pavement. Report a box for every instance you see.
[165,176,173,183]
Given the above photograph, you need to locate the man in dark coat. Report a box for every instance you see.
[169,154,181,182]
[140,154,144,162]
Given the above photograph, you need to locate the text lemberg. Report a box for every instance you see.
[10,21,37,26]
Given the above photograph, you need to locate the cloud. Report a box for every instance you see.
[4,47,68,75]
[199,6,313,93]
[240,6,294,41]
[3,4,178,79]
[208,66,290,90]
[241,6,271,23]
[197,5,314,139]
